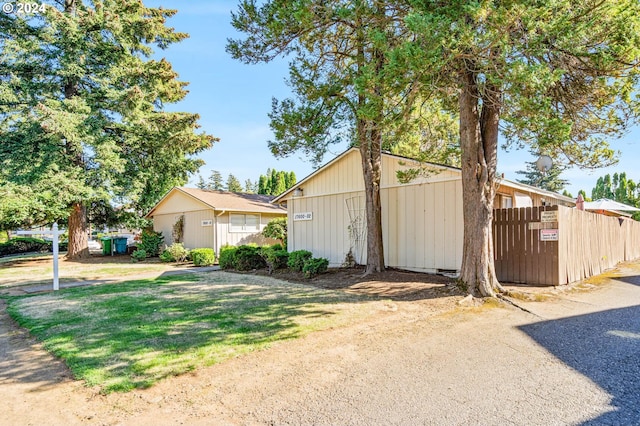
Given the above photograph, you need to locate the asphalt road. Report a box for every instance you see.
[236,269,640,425]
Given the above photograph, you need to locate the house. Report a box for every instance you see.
[273,148,574,273]
[145,187,287,253]
[582,198,640,218]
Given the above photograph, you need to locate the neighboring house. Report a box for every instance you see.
[582,198,640,218]
[145,187,287,254]
[273,148,574,273]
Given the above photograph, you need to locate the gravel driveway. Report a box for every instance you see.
[1,263,639,425]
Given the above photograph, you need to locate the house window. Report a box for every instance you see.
[514,192,533,208]
[501,196,513,208]
[230,214,260,232]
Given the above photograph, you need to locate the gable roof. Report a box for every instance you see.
[272,147,575,205]
[145,187,287,218]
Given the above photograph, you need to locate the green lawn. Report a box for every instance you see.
[0,254,182,288]
[6,271,377,393]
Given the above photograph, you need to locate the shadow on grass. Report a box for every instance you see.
[519,305,640,425]
[3,272,370,392]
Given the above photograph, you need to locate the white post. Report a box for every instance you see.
[16,224,62,291]
[52,222,59,291]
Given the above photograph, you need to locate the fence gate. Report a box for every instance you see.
[493,206,560,285]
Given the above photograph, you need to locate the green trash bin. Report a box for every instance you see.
[114,237,128,254]
[101,237,112,255]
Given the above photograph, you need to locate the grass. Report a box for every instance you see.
[6,271,377,393]
[0,254,178,288]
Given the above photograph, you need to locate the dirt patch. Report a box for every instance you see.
[245,266,461,301]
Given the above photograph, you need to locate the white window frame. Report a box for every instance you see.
[501,195,513,208]
[229,213,261,233]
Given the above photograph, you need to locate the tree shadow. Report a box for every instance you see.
[613,275,640,287]
[262,266,462,302]
[519,305,640,424]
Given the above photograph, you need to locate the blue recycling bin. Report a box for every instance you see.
[114,237,128,254]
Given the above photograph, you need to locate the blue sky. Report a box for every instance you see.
[149,0,639,197]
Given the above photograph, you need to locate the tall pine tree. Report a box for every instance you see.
[208,170,224,190]
[0,1,216,258]
[226,174,242,192]
[515,158,568,193]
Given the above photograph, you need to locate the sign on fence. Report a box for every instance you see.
[540,229,559,241]
[541,211,559,222]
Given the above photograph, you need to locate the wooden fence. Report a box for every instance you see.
[493,205,640,286]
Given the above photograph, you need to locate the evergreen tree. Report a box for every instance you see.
[258,175,269,195]
[196,175,207,190]
[226,174,242,192]
[269,169,278,195]
[401,0,639,295]
[244,179,256,193]
[286,171,297,189]
[273,171,287,195]
[208,170,224,190]
[516,158,568,193]
[0,1,216,257]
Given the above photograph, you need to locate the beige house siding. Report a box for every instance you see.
[285,150,464,272]
[151,190,208,215]
[299,150,365,196]
[288,191,359,266]
[152,213,179,248]
[276,149,571,272]
[280,148,572,274]
[382,179,463,272]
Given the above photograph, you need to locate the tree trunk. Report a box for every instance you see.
[359,137,385,274]
[62,0,89,260]
[66,202,90,259]
[458,67,503,297]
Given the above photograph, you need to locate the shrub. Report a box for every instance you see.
[287,250,312,272]
[191,248,215,266]
[138,229,164,257]
[218,245,237,270]
[302,257,329,278]
[159,250,175,263]
[131,249,147,262]
[262,217,287,246]
[260,246,289,274]
[234,245,266,271]
[0,237,51,257]
[165,242,189,262]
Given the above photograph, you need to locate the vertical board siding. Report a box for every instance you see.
[288,192,356,266]
[152,214,178,246]
[494,206,640,286]
[381,180,464,273]
[183,210,215,250]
